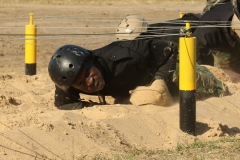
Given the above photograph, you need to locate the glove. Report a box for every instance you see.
[129,79,173,106]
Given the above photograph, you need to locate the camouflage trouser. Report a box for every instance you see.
[211,49,240,74]
[203,0,230,13]
[173,64,229,99]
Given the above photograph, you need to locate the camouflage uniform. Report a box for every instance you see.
[173,64,230,99]
[211,49,240,74]
[203,0,231,13]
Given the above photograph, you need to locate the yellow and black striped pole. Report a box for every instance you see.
[179,21,196,135]
[25,13,37,75]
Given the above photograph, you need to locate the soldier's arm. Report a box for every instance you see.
[152,40,178,84]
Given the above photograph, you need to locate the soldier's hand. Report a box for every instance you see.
[129,79,173,106]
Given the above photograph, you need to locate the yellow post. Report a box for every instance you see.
[180,12,184,18]
[25,13,37,75]
[179,21,196,90]
[179,21,196,135]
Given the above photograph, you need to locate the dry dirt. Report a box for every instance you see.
[1,2,240,159]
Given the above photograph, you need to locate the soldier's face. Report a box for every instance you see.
[72,61,105,93]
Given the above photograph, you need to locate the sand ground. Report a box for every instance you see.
[0,2,240,159]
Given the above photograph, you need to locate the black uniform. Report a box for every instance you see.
[146,13,202,43]
[54,39,178,110]
[192,1,240,64]
[138,13,214,64]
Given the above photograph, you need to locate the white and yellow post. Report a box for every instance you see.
[179,21,196,135]
[25,13,37,75]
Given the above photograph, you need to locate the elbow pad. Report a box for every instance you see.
[55,101,93,110]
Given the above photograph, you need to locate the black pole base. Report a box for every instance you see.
[179,90,196,135]
[25,63,36,75]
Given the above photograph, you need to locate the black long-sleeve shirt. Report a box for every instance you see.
[54,39,178,109]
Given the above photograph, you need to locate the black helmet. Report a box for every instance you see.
[48,44,90,91]
[232,0,240,20]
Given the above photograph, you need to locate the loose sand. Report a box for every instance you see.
[0,2,240,159]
